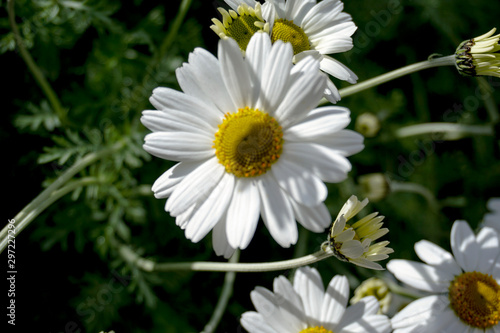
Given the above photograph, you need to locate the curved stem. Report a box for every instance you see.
[389,181,441,214]
[0,141,124,253]
[118,242,335,273]
[7,0,68,126]
[395,122,494,140]
[201,250,240,333]
[337,55,456,99]
[0,177,100,252]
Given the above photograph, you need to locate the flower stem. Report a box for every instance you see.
[0,142,124,253]
[7,0,68,126]
[338,55,456,98]
[118,242,334,273]
[395,122,494,140]
[201,250,239,333]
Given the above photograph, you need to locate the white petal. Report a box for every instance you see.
[271,155,327,206]
[149,87,222,128]
[414,240,461,275]
[320,275,349,327]
[451,220,479,272]
[324,78,341,103]
[151,162,200,198]
[290,199,331,232]
[302,0,345,34]
[313,130,365,156]
[274,63,326,129]
[224,0,257,11]
[284,106,351,140]
[212,215,236,259]
[391,295,447,329]
[184,172,235,242]
[141,109,216,134]
[176,48,234,114]
[166,157,225,216]
[337,297,381,331]
[226,179,261,249]
[476,226,500,273]
[387,260,453,293]
[143,131,214,162]
[273,276,307,331]
[219,37,254,109]
[319,56,358,83]
[293,266,325,324]
[246,32,272,85]
[283,142,353,183]
[338,315,391,333]
[258,174,298,247]
[257,40,294,113]
[284,0,316,26]
[250,287,295,331]
[240,311,279,333]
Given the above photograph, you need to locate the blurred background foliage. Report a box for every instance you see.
[2,0,500,332]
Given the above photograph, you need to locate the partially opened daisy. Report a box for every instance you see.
[323,195,393,270]
[388,220,500,332]
[211,0,358,103]
[241,266,391,333]
[141,33,364,258]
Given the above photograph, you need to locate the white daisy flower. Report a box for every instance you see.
[241,266,392,333]
[211,0,358,103]
[388,220,500,333]
[141,33,364,258]
[483,197,500,232]
[323,195,393,270]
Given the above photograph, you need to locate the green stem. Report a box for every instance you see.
[395,122,494,140]
[0,142,124,253]
[7,0,68,126]
[118,243,334,273]
[337,55,456,99]
[201,250,240,333]
[0,177,100,252]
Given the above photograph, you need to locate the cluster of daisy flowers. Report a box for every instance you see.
[138,0,500,331]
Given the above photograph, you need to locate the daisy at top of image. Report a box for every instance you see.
[387,220,500,333]
[211,0,358,103]
[323,195,393,270]
[241,266,392,333]
[141,32,364,258]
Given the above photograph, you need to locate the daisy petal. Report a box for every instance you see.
[166,157,224,216]
[273,276,307,331]
[475,226,500,272]
[414,240,461,275]
[184,172,235,242]
[241,311,279,333]
[390,295,446,329]
[451,220,479,272]
[284,106,351,140]
[226,179,261,249]
[143,131,214,162]
[219,37,254,109]
[337,296,380,330]
[293,266,325,323]
[250,287,294,331]
[151,162,200,198]
[320,55,358,83]
[387,260,453,293]
[246,32,272,84]
[290,200,331,232]
[212,215,236,259]
[320,275,349,327]
[272,156,328,206]
[258,174,297,247]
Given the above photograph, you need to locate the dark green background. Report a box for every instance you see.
[3,0,500,332]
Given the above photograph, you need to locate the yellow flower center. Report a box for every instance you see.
[213,107,283,178]
[225,14,262,51]
[271,19,310,55]
[299,326,333,333]
[449,271,500,328]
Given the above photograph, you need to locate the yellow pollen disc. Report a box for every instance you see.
[448,271,500,328]
[271,19,310,55]
[299,326,334,333]
[225,14,262,51]
[213,107,283,178]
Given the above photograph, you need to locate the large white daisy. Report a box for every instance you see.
[388,220,500,333]
[141,33,364,258]
[211,0,358,103]
[241,266,392,333]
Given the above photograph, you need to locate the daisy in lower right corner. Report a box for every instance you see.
[387,220,500,333]
[240,266,392,333]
